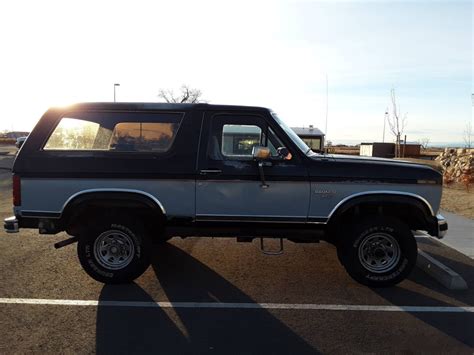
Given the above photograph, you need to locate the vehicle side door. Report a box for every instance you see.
[195,111,310,222]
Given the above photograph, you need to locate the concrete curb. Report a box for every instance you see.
[438,210,474,260]
[416,249,468,290]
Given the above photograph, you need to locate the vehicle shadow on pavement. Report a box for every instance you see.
[95,243,319,355]
[374,268,474,348]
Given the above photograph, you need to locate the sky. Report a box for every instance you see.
[0,0,472,145]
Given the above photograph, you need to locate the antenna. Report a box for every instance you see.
[325,74,328,139]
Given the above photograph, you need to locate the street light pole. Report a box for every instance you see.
[114,83,120,102]
[383,109,388,143]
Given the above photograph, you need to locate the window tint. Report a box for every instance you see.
[44,112,182,152]
[221,124,262,157]
[110,122,178,152]
[44,118,102,150]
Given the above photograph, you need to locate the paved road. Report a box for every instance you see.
[440,210,474,258]
[0,154,14,171]
[0,229,473,354]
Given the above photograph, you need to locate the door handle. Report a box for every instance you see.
[200,169,222,175]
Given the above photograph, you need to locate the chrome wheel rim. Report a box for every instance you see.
[93,230,135,270]
[358,233,401,273]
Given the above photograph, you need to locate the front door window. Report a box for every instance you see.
[221,124,262,158]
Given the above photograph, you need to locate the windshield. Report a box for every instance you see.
[271,112,312,154]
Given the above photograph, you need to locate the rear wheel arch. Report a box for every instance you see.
[60,191,166,237]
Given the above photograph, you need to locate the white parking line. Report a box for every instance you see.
[0,298,472,312]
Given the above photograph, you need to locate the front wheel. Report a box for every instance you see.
[337,216,417,287]
[77,219,152,284]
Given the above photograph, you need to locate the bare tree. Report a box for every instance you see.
[387,88,407,158]
[158,85,204,103]
[464,120,473,149]
[419,137,430,150]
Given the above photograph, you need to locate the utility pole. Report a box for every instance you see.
[114,83,120,102]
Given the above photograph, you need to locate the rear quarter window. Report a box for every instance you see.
[43,112,183,153]
[44,118,102,150]
[110,122,177,152]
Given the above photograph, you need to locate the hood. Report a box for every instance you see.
[308,153,442,184]
[326,154,434,168]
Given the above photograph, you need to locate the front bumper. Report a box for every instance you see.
[4,216,19,233]
[436,213,448,239]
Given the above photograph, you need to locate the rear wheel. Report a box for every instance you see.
[337,216,417,287]
[77,218,152,284]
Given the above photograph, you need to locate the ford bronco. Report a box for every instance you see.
[4,103,447,287]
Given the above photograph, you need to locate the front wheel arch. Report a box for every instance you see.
[326,194,434,243]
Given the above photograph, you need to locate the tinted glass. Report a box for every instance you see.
[44,118,102,150]
[110,122,178,152]
[44,112,183,152]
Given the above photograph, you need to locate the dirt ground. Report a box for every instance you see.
[441,183,474,220]
[392,157,473,220]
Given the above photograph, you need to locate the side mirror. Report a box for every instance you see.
[252,146,271,161]
[276,147,289,159]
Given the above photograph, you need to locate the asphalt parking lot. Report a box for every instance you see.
[0,155,473,354]
[0,227,473,354]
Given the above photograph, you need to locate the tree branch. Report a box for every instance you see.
[158,84,204,104]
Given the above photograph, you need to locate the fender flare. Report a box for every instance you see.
[327,191,434,225]
[60,189,166,221]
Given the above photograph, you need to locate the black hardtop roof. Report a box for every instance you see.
[58,102,271,112]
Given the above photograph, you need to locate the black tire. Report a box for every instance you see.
[155,234,173,244]
[77,218,152,284]
[337,216,417,287]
